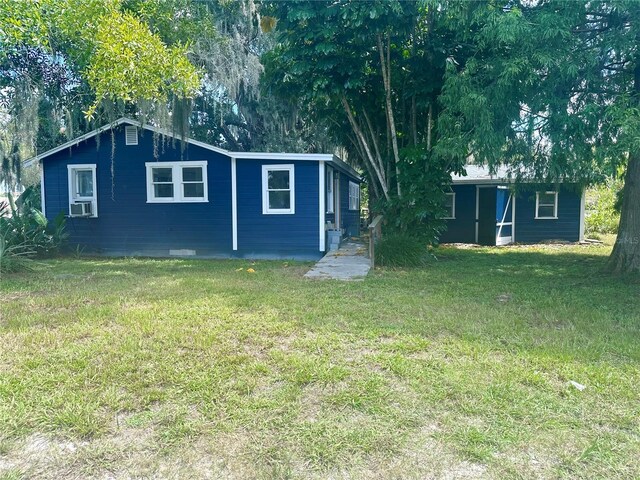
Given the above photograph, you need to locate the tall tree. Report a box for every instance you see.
[437,0,640,274]
[0,0,202,187]
[262,0,459,236]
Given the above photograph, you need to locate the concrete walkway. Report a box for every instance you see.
[304,241,371,281]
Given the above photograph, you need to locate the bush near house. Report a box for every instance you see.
[585,179,623,236]
[0,186,67,273]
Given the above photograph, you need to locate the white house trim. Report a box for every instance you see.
[496,191,513,245]
[23,117,362,180]
[348,181,360,211]
[67,164,98,217]
[145,161,208,203]
[579,188,586,241]
[443,192,456,219]
[40,164,46,217]
[319,161,326,252]
[511,195,516,242]
[262,164,295,215]
[326,167,334,214]
[535,191,558,219]
[231,157,238,251]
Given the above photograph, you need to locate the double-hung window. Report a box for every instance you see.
[443,192,456,219]
[145,161,208,203]
[348,181,359,211]
[67,164,97,217]
[326,168,334,214]
[535,191,558,219]
[262,165,295,214]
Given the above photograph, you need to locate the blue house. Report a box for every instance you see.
[26,118,361,260]
[439,165,586,246]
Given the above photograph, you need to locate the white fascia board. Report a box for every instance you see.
[23,117,229,166]
[330,156,362,181]
[231,152,334,161]
[22,118,130,168]
[232,152,361,181]
[452,178,515,185]
[452,177,568,185]
[24,117,364,181]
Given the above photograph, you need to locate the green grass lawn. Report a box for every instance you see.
[1,243,639,479]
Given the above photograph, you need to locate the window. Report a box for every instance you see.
[145,161,208,203]
[348,181,359,211]
[125,125,138,145]
[535,191,558,219]
[443,192,456,219]
[67,164,97,217]
[262,165,295,214]
[326,168,334,214]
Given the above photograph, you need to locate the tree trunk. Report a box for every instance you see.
[377,33,402,198]
[606,52,640,275]
[606,152,640,274]
[341,96,391,201]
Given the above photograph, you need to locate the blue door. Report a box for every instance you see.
[496,187,514,245]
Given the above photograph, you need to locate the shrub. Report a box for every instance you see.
[0,187,67,273]
[374,234,430,268]
[585,179,623,236]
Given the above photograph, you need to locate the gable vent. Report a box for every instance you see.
[125,125,138,145]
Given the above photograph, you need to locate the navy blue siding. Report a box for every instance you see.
[439,185,476,243]
[514,186,582,243]
[42,124,363,259]
[339,173,361,237]
[236,159,321,259]
[43,126,232,256]
[438,183,582,244]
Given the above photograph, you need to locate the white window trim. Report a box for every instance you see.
[535,191,558,219]
[125,125,138,145]
[348,181,359,211]
[145,161,208,203]
[443,192,456,219]
[262,164,295,214]
[67,164,98,217]
[326,167,334,214]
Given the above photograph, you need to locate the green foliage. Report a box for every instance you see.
[83,8,200,119]
[586,178,624,236]
[375,234,430,268]
[377,146,451,242]
[0,187,67,273]
[437,1,637,181]
[262,0,455,217]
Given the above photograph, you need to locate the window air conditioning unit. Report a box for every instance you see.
[70,201,93,217]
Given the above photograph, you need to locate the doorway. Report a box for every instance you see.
[476,187,497,246]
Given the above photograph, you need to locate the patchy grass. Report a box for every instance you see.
[0,244,639,479]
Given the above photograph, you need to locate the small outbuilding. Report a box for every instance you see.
[26,118,361,260]
[439,165,586,246]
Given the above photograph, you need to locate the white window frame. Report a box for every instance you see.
[125,125,138,145]
[145,161,208,203]
[443,192,456,219]
[262,164,295,214]
[67,164,98,217]
[535,191,558,219]
[348,181,359,211]
[326,168,334,214]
